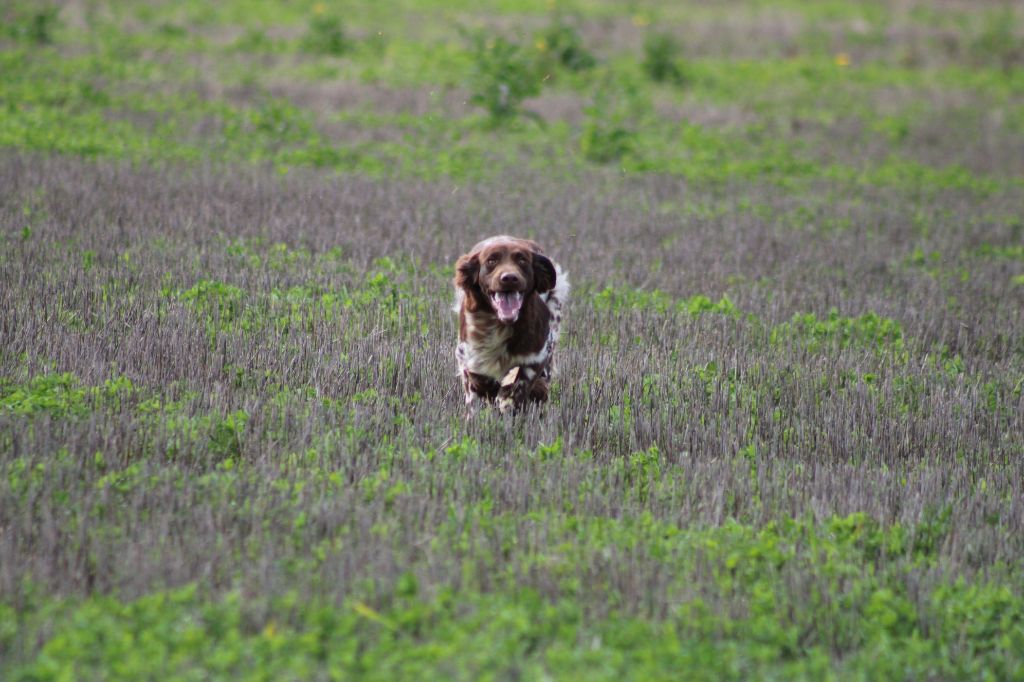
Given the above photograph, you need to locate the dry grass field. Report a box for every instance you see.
[1,0,1023,678]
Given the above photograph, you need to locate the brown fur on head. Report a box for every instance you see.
[454,236,556,323]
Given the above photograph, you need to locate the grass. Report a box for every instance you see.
[1,0,1023,678]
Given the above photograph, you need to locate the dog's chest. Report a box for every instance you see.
[457,309,552,379]
[457,311,512,379]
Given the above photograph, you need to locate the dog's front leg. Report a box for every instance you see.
[496,367,530,414]
[462,371,481,419]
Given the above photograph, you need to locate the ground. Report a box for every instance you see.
[1,0,1023,678]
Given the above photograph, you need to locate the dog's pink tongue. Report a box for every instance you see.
[494,292,523,322]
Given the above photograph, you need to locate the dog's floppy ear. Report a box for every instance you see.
[532,253,556,293]
[455,252,480,290]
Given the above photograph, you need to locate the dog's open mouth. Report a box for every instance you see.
[490,291,524,323]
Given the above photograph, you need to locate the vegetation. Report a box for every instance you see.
[641,32,687,85]
[537,19,596,74]
[1,0,1022,678]
[299,11,349,57]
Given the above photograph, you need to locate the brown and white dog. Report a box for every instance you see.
[453,236,569,413]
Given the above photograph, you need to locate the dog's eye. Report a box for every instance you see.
[486,256,498,266]
[515,254,527,263]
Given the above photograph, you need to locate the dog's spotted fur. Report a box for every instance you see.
[453,236,568,413]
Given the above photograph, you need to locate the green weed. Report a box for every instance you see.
[300,12,349,57]
[770,309,907,359]
[579,77,639,164]
[2,5,61,45]
[464,30,543,123]
[642,32,686,85]
[974,243,1024,260]
[0,373,135,417]
[535,19,595,75]
[174,279,249,338]
[593,286,739,318]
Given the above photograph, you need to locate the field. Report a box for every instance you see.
[1,0,1023,678]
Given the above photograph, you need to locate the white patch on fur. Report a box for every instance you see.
[540,263,569,346]
[455,320,513,379]
[508,347,549,366]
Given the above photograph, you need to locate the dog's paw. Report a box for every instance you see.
[496,395,516,414]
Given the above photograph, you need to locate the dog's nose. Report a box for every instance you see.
[500,272,521,285]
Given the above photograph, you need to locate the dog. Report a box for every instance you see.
[453,236,569,413]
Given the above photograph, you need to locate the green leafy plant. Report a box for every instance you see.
[0,373,136,417]
[593,285,739,318]
[580,96,635,164]
[300,13,348,56]
[642,32,685,84]
[970,8,1020,71]
[536,19,595,74]
[176,279,247,330]
[464,30,542,123]
[3,6,60,44]
[770,309,907,358]
[209,410,249,459]
[579,67,649,164]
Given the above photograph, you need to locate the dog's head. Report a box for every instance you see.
[455,236,556,324]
